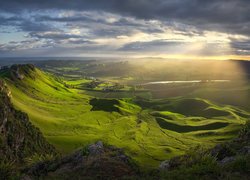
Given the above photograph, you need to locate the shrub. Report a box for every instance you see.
[238,121,250,140]
[223,154,250,173]
[0,161,17,180]
[25,153,55,166]
[161,146,220,180]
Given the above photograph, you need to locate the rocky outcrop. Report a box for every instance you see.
[7,64,36,81]
[159,160,171,170]
[24,141,139,179]
[88,140,104,155]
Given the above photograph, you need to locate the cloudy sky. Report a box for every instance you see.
[0,0,250,60]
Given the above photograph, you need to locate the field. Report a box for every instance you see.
[0,60,249,169]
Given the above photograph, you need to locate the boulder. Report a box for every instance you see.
[239,146,250,155]
[211,143,235,160]
[159,160,171,170]
[219,156,236,165]
[88,141,104,155]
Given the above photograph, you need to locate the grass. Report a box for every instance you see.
[0,65,248,169]
[160,122,250,180]
[155,117,229,133]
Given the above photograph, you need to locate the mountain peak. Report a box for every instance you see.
[0,64,37,81]
[9,64,36,80]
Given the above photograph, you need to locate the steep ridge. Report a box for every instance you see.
[0,79,57,178]
[0,82,139,179]
[0,78,139,179]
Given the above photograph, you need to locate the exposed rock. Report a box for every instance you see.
[24,142,138,179]
[239,146,250,155]
[159,160,171,170]
[16,68,24,80]
[7,64,36,81]
[88,141,104,155]
[210,143,235,160]
[219,156,236,165]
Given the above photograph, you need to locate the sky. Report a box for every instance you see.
[0,0,250,60]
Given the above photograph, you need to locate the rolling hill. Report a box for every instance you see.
[0,64,248,169]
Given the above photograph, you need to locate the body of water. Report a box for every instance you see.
[141,80,230,85]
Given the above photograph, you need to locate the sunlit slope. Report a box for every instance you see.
[0,64,248,169]
[136,98,248,140]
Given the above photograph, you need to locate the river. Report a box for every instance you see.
[140,80,230,85]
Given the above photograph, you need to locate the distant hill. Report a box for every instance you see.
[33,59,250,80]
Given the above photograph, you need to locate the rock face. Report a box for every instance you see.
[219,156,236,165]
[0,80,56,163]
[24,141,138,179]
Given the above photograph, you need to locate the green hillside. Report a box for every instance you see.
[0,79,57,177]
[0,64,248,169]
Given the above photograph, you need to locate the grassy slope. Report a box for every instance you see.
[0,65,248,169]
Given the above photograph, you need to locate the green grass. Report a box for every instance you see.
[63,78,92,87]
[0,65,248,170]
[155,117,229,133]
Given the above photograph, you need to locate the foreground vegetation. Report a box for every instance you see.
[160,121,250,179]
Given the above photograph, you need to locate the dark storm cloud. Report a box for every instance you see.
[67,39,95,45]
[0,37,98,55]
[0,39,41,52]
[35,15,104,24]
[0,14,56,33]
[29,32,82,40]
[36,13,164,37]
[231,40,250,55]
[0,16,22,26]
[20,21,56,32]
[1,0,250,36]
[28,32,95,45]
[112,18,164,34]
[231,40,250,51]
[0,41,113,57]
[0,0,250,57]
